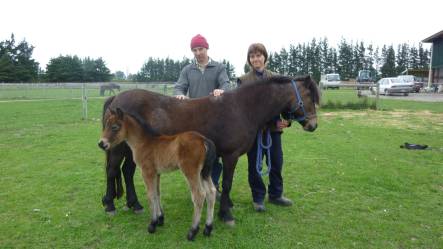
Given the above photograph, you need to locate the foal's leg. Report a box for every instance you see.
[202,177,216,236]
[141,169,160,234]
[155,174,164,226]
[183,168,206,241]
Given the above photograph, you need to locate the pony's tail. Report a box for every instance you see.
[201,138,216,179]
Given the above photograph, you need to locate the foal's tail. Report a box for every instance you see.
[201,138,217,179]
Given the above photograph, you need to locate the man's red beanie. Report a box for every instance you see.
[190,34,209,49]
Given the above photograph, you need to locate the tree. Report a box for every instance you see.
[381,45,396,77]
[113,71,126,81]
[396,43,409,74]
[0,33,39,82]
[46,55,83,82]
[337,39,353,80]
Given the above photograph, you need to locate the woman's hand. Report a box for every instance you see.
[276,119,290,129]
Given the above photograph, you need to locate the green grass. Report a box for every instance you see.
[0,97,442,248]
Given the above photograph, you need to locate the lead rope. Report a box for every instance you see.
[256,128,272,176]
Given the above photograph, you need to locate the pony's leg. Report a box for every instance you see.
[202,176,216,236]
[219,155,239,226]
[183,170,205,241]
[102,148,125,215]
[122,149,144,213]
[141,169,159,234]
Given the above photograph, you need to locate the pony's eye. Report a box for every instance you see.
[111,124,120,132]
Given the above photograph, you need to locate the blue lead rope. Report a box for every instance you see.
[256,129,272,176]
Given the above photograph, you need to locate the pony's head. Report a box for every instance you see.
[98,108,127,151]
[281,75,320,132]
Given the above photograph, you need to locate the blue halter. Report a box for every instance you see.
[283,80,308,122]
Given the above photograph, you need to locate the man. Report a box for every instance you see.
[174,34,230,190]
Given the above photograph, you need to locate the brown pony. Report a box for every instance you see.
[98,108,217,241]
[101,75,320,226]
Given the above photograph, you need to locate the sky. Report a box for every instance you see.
[1,0,442,77]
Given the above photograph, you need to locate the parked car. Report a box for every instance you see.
[320,73,341,89]
[397,75,424,93]
[375,77,413,96]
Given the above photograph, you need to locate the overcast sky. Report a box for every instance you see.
[1,0,442,77]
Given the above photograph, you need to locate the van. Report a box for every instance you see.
[320,73,341,89]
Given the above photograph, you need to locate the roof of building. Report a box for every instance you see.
[422,30,443,43]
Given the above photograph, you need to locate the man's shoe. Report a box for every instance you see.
[269,196,293,206]
[253,202,266,212]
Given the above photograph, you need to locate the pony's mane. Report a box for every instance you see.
[239,75,320,104]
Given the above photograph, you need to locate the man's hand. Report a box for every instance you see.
[212,89,224,97]
[175,95,188,100]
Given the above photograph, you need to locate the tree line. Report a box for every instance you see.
[133,57,236,82]
[0,34,431,83]
[263,38,430,82]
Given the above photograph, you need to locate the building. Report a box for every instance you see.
[423,30,443,87]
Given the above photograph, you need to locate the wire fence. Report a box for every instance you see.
[0,82,175,100]
[0,82,176,119]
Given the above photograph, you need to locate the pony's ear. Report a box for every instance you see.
[303,75,312,86]
[116,108,124,120]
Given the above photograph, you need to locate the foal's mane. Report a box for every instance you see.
[112,108,160,137]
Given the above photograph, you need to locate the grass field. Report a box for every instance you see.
[0,95,442,248]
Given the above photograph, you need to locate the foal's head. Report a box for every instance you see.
[280,75,320,132]
[98,108,128,151]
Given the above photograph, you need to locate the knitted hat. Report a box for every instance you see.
[190,34,209,49]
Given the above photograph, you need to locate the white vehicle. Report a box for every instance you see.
[397,75,424,93]
[320,73,341,89]
[376,77,413,96]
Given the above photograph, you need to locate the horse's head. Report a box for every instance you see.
[98,108,127,151]
[281,75,320,132]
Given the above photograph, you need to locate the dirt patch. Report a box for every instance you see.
[320,110,443,131]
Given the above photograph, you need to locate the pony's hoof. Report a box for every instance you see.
[187,226,199,241]
[122,205,130,211]
[203,224,213,236]
[106,210,116,216]
[157,214,164,226]
[219,211,235,227]
[147,221,158,234]
[133,208,144,215]
[224,219,235,227]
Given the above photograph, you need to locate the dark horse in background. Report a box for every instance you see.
[101,75,320,225]
[100,83,121,96]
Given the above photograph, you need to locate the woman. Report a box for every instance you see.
[237,43,293,212]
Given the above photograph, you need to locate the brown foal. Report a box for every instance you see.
[98,107,217,241]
